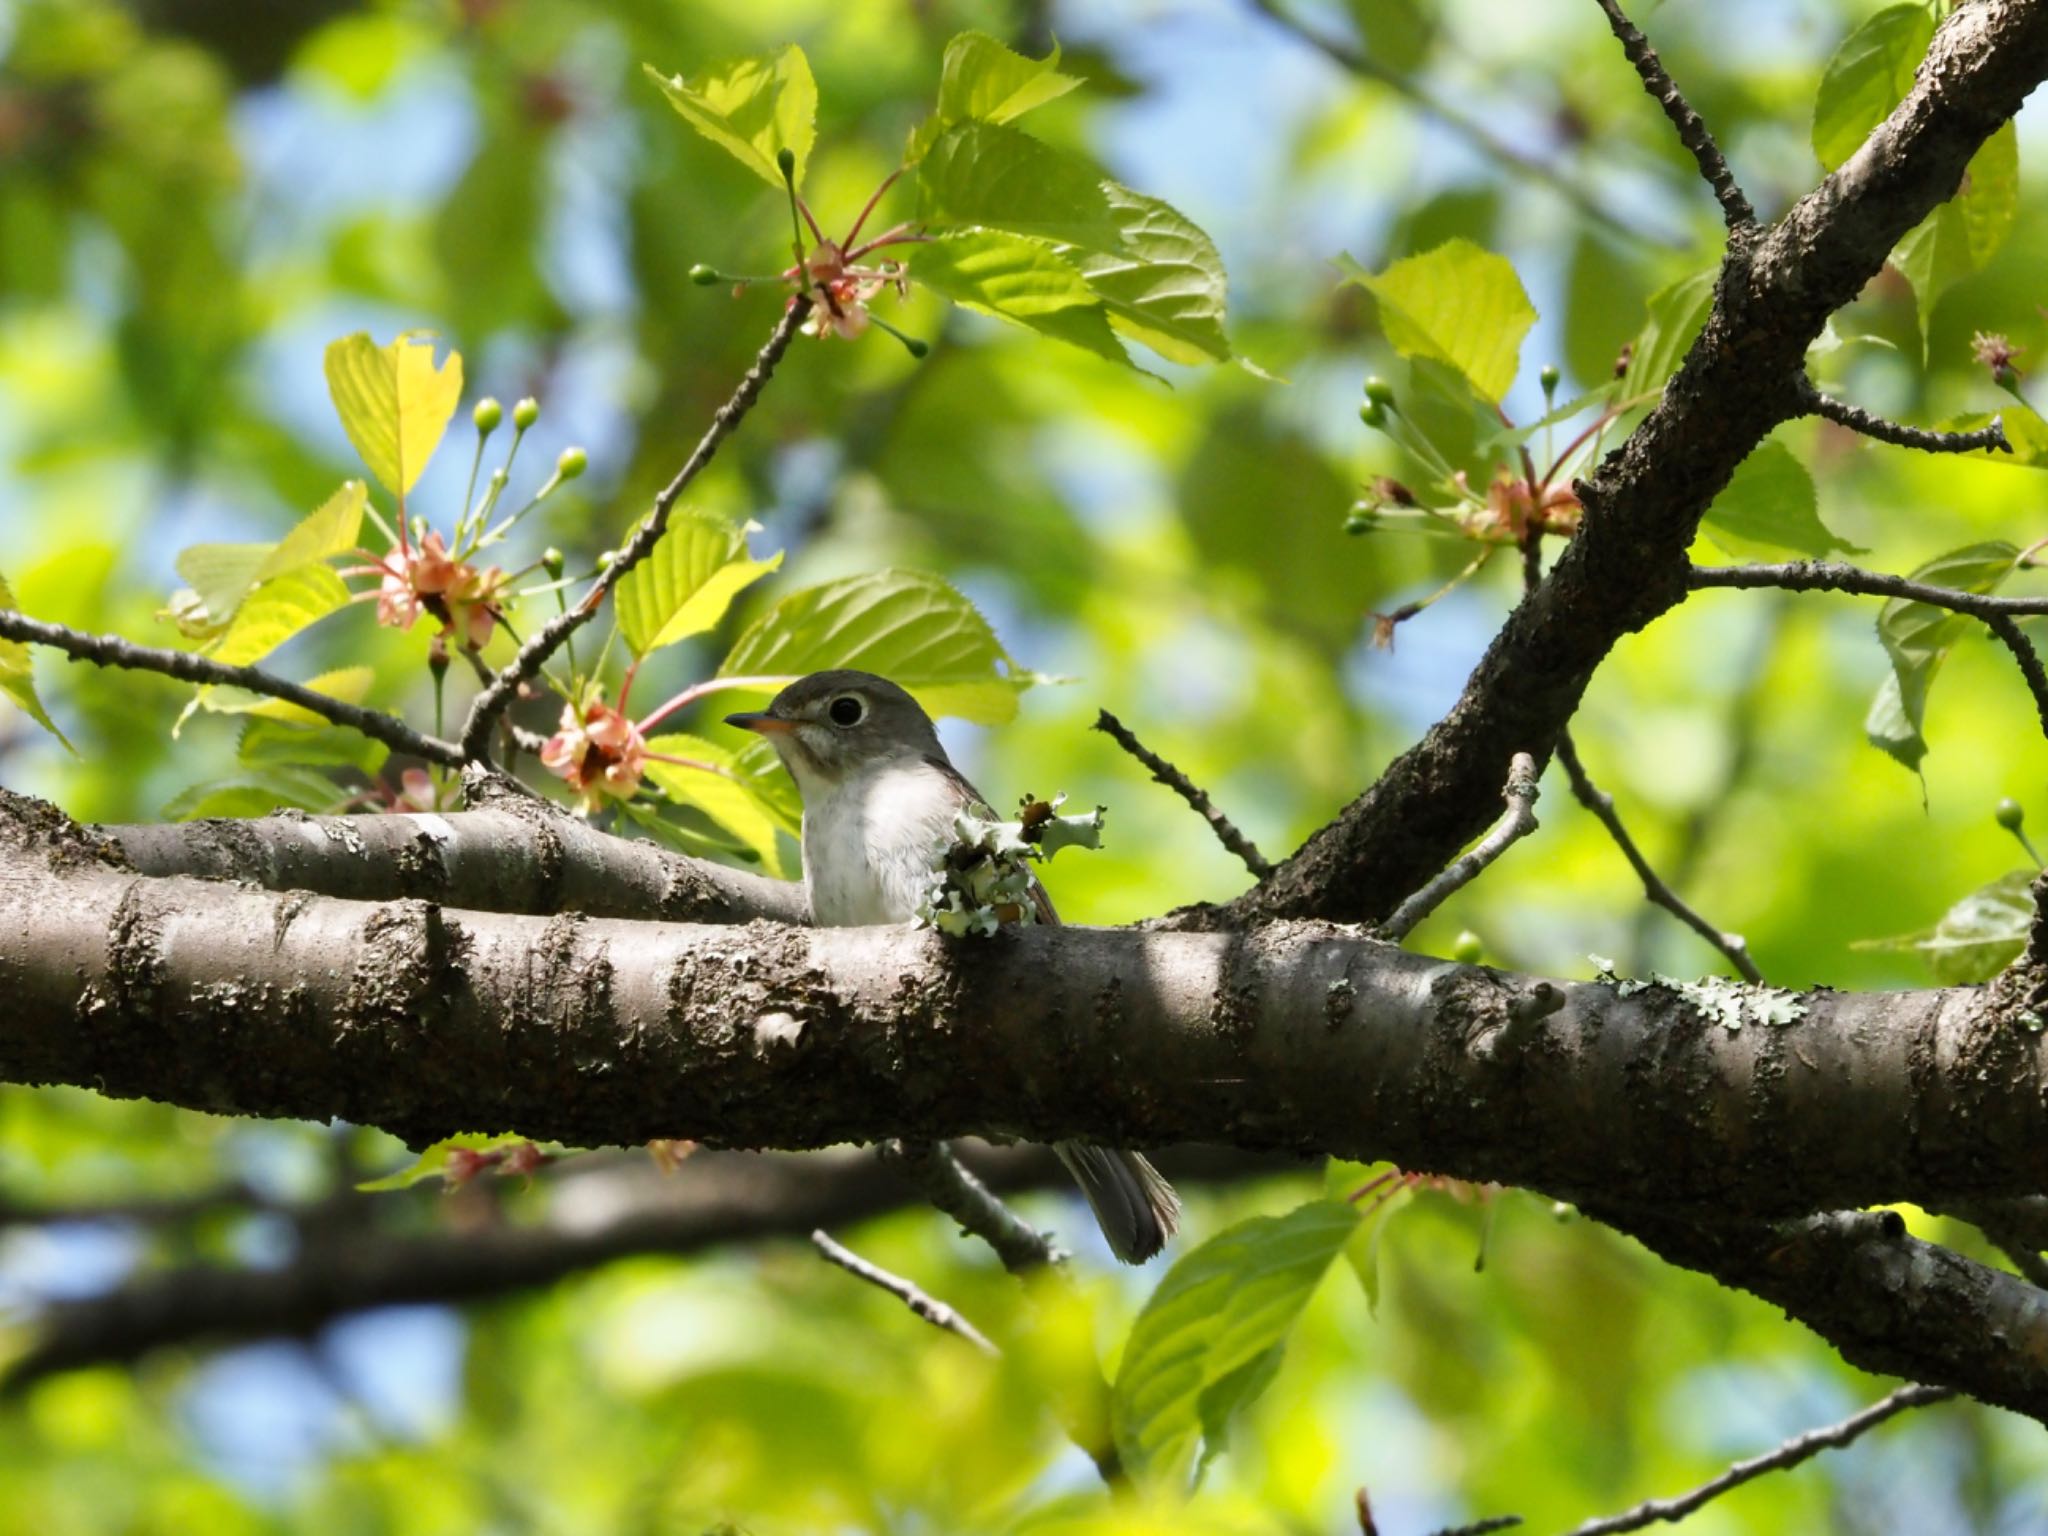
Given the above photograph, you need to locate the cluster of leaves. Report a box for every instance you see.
[650,32,1244,374]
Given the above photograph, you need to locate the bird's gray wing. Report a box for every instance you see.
[921,753,1059,925]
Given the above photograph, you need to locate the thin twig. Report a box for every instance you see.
[1798,379,2011,454]
[1590,0,1754,230]
[882,1140,1058,1274]
[1423,1519,1523,1536]
[458,299,811,760]
[0,610,461,765]
[1555,732,1762,982]
[1561,1384,1952,1535]
[810,1228,999,1355]
[1094,710,1272,879]
[1246,0,1672,249]
[1381,753,1540,942]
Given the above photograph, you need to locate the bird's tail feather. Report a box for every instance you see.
[1054,1142,1181,1264]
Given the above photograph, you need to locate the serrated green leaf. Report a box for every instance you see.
[906,230,1129,368]
[199,666,376,722]
[613,511,783,657]
[1857,869,2034,984]
[643,46,816,188]
[612,797,763,862]
[324,333,463,499]
[1340,239,1535,404]
[1074,182,1234,367]
[1623,268,1716,400]
[0,574,72,751]
[718,569,1035,724]
[643,731,788,876]
[1865,540,2020,771]
[1700,440,1857,560]
[207,564,351,669]
[238,716,390,774]
[1894,122,2019,345]
[907,31,1081,162]
[171,481,368,633]
[917,120,1123,250]
[732,734,803,837]
[161,765,348,821]
[1812,5,1933,171]
[1112,1199,1358,1487]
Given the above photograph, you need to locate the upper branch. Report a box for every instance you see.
[0,610,461,766]
[456,299,811,761]
[1590,0,1755,229]
[1094,710,1273,880]
[1797,377,2011,454]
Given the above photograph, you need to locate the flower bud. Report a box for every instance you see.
[1344,508,1378,536]
[689,263,721,287]
[542,547,565,579]
[473,397,502,435]
[1363,375,1395,408]
[1451,930,1484,964]
[557,446,588,480]
[1539,364,1560,395]
[513,397,540,431]
[1359,399,1386,428]
[776,146,796,178]
[1997,797,2026,832]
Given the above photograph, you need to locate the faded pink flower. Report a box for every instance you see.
[364,531,508,648]
[540,696,648,809]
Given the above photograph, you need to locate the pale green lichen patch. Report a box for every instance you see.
[1589,955,1808,1031]
[916,795,1105,937]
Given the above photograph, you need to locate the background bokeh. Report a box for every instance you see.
[3,0,2048,1530]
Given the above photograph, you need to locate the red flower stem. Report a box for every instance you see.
[634,673,795,735]
[842,168,903,248]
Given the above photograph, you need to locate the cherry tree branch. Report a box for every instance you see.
[1797,378,2011,453]
[457,299,811,760]
[1381,754,1539,941]
[1095,709,1272,880]
[0,609,461,765]
[811,1228,999,1354]
[1589,0,1755,229]
[1561,1382,1952,1536]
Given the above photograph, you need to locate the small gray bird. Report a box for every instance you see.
[727,669,1180,1264]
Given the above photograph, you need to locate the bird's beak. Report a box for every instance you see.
[724,711,793,736]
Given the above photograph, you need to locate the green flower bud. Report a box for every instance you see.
[513,397,540,431]
[542,548,565,579]
[557,446,588,480]
[1997,797,2026,832]
[1359,399,1386,429]
[776,146,796,178]
[1451,930,1484,964]
[689,263,722,287]
[1363,376,1395,408]
[1344,508,1378,536]
[473,397,503,434]
[1539,364,1561,395]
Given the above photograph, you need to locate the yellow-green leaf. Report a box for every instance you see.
[0,574,72,751]
[199,666,377,723]
[1811,4,1932,171]
[643,732,789,876]
[207,564,351,669]
[907,31,1081,162]
[905,230,1130,369]
[642,46,816,188]
[613,511,783,657]
[173,481,368,630]
[1341,239,1535,404]
[324,332,464,498]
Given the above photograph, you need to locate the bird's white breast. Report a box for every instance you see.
[802,757,966,926]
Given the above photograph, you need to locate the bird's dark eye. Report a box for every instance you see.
[828,695,865,727]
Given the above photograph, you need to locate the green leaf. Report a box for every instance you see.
[1864,540,2021,771]
[1073,182,1234,367]
[1340,239,1535,404]
[732,734,803,837]
[356,1133,532,1192]
[171,481,367,633]
[1894,122,2019,344]
[1623,268,1716,399]
[643,732,789,876]
[1112,1199,1358,1487]
[613,512,783,657]
[1857,869,2035,984]
[201,665,377,723]
[206,564,352,669]
[161,765,348,821]
[238,716,390,774]
[718,569,1036,724]
[1700,440,1857,560]
[324,333,464,499]
[1811,5,1933,172]
[612,797,764,862]
[905,230,1130,368]
[907,31,1081,162]
[0,574,71,750]
[643,46,816,188]
[916,120,1123,251]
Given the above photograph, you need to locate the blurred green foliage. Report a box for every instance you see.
[3,0,2048,1529]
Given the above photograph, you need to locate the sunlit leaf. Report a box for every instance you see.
[1074,182,1234,367]
[907,31,1081,162]
[199,665,377,723]
[1857,869,2035,983]
[613,511,783,657]
[644,731,788,875]
[161,765,349,821]
[643,46,817,188]
[0,573,71,750]
[238,715,389,774]
[172,482,368,631]
[1623,268,1716,399]
[1699,440,1857,560]
[206,564,352,669]
[907,230,1130,368]
[1340,239,1535,404]
[323,332,464,498]
[1811,4,1933,171]
[917,120,1122,250]
[719,569,1036,724]
[1865,540,2021,772]
[356,1132,534,1191]
[1894,122,2019,343]
[732,734,803,837]
[1112,1199,1358,1487]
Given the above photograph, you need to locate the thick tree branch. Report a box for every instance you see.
[0,610,460,766]
[1094,710,1272,880]
[1562,1382,1951,1536]
[1227,0,2048,929]
[1555,732,1761,982]
[1590,0,1755,229]
[458,301,809,761]
[1798,379,2011,454]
